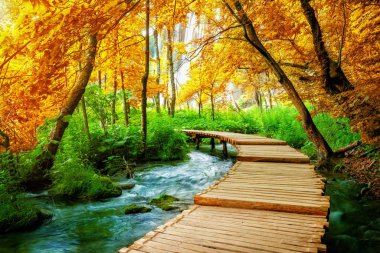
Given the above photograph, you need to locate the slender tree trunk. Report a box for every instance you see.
[98,70,102,88]
[254,88,262,112]
[111,73,117,125]
[96,70,107,131]
[104,74,107,89]
[167,27,176,117]
[299,0,353,94]
[163,96,167,111]
[36,32,98,180]
[141,0,150,155]
[231,92,241,112]
[154,28,161,113]
[81,96,91,140]
[210,93,215,121]
[198,91,203,118]
[120,70,129,127]
[268,88,273,109]
[226,0,333,161]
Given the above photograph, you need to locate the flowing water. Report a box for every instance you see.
[1,147,379,253]
[0,150,233,253]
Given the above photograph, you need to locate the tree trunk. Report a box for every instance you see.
[81,96,91,140]
[268,88,273,109]
[154,28,161,113]
[226,0,333,160]
[98,70,102,88]
[120,70,129,127]
[104,74,107,89]
[141,0,150,155]
[198,91,203,118]
[36,32,98,181]
[254,89,262,112]
[111,73,117,125]
[211,93,215,121]
[299,0,353,94]
[163,96,167,111]
[231,92,241,112]
[167,27,176,117]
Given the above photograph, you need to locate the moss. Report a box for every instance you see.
[124,204,151,214]
[150,194,179,211]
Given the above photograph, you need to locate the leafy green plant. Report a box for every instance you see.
[147,117,188,160]
[50,158,121,200]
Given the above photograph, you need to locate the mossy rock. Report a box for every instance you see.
[124,204,151,215]
[150,194,179,211]
[0,206,53,234]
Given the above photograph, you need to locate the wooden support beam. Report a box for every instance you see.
[196,135,201,150]
[211,138,215,150]
[222,141,228,157]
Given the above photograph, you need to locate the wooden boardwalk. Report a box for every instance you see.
[119,130,329,253]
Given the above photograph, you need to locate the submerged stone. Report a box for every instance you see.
[118,183,135,190]
[149,194,179,211]
[124,204,151,214]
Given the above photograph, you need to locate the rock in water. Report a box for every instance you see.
[149,194,179,211]
[118,183,135,190]
[124,204,151,215]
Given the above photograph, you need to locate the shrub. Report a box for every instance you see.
[50,158,121,200]
[147,117,188,160]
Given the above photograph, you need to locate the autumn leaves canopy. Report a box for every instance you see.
[0,0,378,155]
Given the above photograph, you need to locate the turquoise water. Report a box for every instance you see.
[0,150,232,253]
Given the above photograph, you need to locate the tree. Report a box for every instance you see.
[141,0,150,155]
[154,28,161,113]
[224,0,334,161]
[35,32,98,184]
[167,27,176,116]
[300,0,353,95]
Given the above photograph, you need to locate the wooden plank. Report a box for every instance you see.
[195,195,329,216]
[157,231,308,253]
[163,225,320,252]
[180,217,325,236]
[152,236,232,253]
[198,192,329,206]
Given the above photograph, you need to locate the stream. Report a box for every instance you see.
[0,147,379,253]
[0,149,232,253]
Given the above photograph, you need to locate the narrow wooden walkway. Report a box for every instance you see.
[119,130,329,253]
